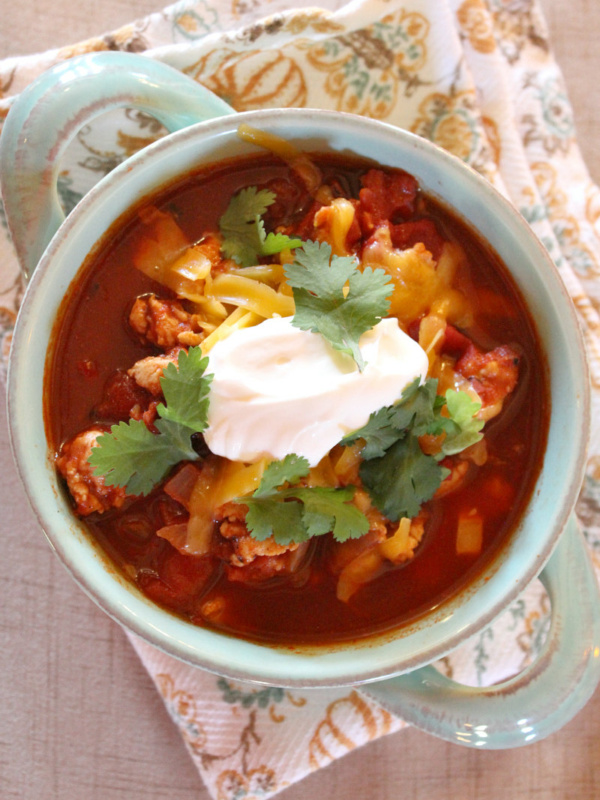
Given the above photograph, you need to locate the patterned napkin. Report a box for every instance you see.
[1,1,600,797]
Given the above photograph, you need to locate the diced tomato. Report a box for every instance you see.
[262,176,312,230]
[441,325,472,358]
[345,210,363,250]
[389,219,444,260]
[357,169,418,235]
[455,344,520,407]
[95,370,152,421]
[292,199,324,240]
[439,326,520,408]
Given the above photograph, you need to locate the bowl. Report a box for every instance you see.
[2,52,599,748]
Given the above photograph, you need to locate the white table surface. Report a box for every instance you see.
[1,2,599,798]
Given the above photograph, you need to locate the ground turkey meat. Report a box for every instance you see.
[56,427,127,515]
[129,294,199,349]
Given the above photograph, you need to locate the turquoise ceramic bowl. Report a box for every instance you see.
[2,53,599,748]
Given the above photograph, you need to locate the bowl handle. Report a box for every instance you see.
[0,52,234,280]
[364,515,600,748]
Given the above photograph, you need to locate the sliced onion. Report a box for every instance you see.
[164,463,203,511]
[156,522,189,553]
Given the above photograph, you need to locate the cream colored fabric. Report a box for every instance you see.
[1,2,599,798]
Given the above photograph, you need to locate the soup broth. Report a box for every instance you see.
[47,150,548,645]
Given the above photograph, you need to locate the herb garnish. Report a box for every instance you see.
[284,240,393,371]
[238,454,370,546]
[87,186,483,540]
[88,347,212,495]
[219,186,302,267]
[342,378,484,520]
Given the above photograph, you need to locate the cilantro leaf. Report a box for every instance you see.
[388,378,444,435]
[343,379,481,459]
[344,379,483,521]
[238,454,369,546]
[284,240,393,370]
[261,231,301,256]
[156,347,212,432]
[153,418,198,461]
[340,405,398,460]
[359,435,449,521]
[219,186,273,266]
[244,487,369,546]
[88,418,197,496]
[342,379,441,456]
[219,186,302,267]
[299,486,368,541]
[88,345,213,496]
[438,389,484,456]
[244,497,307,545]
[254,454,311,496]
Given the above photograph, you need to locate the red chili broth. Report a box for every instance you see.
[46,153,549,645]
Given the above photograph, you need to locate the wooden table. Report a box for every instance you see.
[1,2,599,797]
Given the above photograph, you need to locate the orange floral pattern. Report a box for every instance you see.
[457,0,496,54]
[481,115,501,165]
[308,691,396,770]
[136,656,406,800]
[411,89,489,167]
[156,673,209,754]
[184,48,307,110]
[531,161,598,278]
[284,11,345,36]
[586,184,600,245]
[216,767,278,800]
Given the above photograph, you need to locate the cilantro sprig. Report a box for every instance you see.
[284,240,393,371]
[441,389,486,455]
[221,186,394,371]
[88,347,212,495]
[361,435,447,522]
[219,186,302,267]
[343,378,484,521]
[237,454,370,546]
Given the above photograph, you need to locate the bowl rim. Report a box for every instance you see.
[7,108,591,686]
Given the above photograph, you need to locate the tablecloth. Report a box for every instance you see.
[1,2,599,798]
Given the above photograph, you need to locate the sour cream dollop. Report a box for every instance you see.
[203,316,428,466]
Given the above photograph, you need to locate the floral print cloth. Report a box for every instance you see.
[1,1,600,798]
